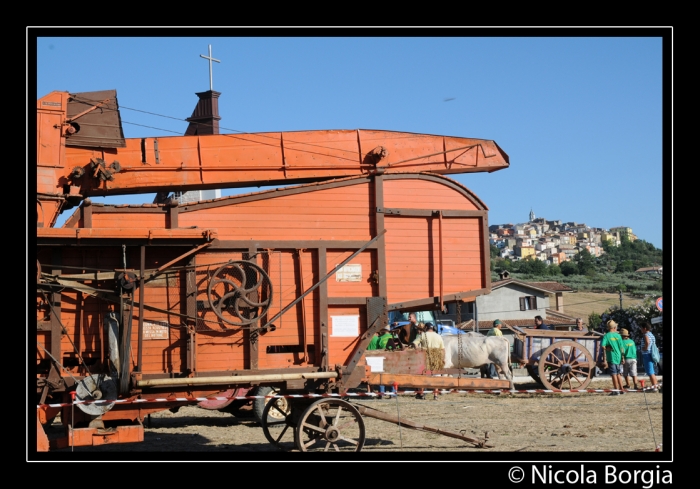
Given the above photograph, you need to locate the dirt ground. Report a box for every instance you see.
[44,377,664,456]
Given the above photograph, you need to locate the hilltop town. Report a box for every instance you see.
[489,209,661,274]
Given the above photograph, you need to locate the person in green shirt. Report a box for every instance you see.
[367,325,394,351]
[366,325,396,397]
[487,319,503,337]
[620,328,638,390]
[601,320,625,395]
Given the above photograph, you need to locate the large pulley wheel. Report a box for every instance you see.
[197,388,247,411]
[261,396,298,451]
[207,261,272,327]
[75,374,118,416]
[295,399,365,452]
[537,340,594,390]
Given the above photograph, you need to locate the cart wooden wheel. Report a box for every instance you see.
[253,387,291,425]
[538,340,594,390]
[260,396,298,451]
[295,399,365,452]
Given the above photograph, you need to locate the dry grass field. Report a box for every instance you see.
[562,291,649,324]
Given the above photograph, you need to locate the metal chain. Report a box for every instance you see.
[458,328,463,378]
[456,302,463,378]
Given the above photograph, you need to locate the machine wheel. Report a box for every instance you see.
[197,388,246,411]
[253,387,290,425]
[538,341,594,391]
[207,260,272,327]
[261,396,298,451]
[295,399,365,452]
[75,374,118,416]
[526,365,541,384]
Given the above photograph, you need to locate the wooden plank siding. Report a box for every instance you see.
[90,211,167,229]
[383,177,481,211]
[37,173,491,382]
[178,184,373,241]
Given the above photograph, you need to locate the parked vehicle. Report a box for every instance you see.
[388,310,461,335]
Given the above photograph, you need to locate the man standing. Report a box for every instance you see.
[414,322,445,350]
[534,315,552,330]
[620,328,638,390]
[399,312,420,346]
[481,319,503,378]
[366,325,395,397]
[574,318,584,331]
[640,322,660,391]
[488,319,503,337]
[601,320,625,395]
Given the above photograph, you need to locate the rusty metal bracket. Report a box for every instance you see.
[146,242,212,282]
[66,98,110,123]
[378,143,482,170]
[154,138,160,164]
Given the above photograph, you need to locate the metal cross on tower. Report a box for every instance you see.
[200,44,221,91]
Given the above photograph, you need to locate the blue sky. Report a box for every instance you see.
[34,31,667,248]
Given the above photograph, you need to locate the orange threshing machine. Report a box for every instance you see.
[36,90,510,452]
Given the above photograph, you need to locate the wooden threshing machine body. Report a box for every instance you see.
[35,90,509,450]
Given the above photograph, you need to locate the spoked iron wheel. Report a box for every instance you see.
[538,340,594,390]
[261,397,298,451]
[295,399,365,452]
[206,260,272,327]
[254,386,291,425]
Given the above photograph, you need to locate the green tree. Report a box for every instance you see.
[588,312,602,331]
[490,244,499,259]
[530,259,547,275]
[599,298,662,348]
[547,264,562,276]
[576,249,595,275]
[515,258,531,274]
[494,258,513,273]
[616,260,635,273]
[560,261,577,276]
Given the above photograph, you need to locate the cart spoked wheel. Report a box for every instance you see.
[538,340,594,391]
[261,397,298,451]
[295,399,365,452]
[253,387,291,425]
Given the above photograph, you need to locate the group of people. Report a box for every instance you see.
[366,312,445,398]
[366,312,446,351]
[368,311,662,397]
[600,319,660,395]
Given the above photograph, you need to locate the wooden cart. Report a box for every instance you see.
[509,326,604,390]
